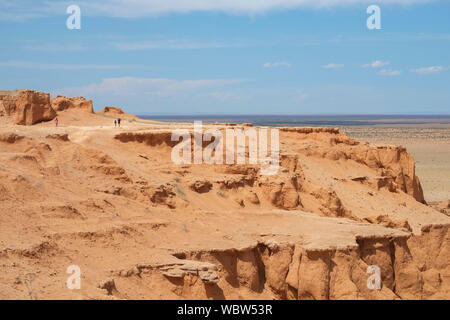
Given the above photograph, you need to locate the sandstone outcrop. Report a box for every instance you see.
[289,130,426,204]
[51,95,94,113]
[0,90,56,125]
[98,106,137,118]
[100,106,125,114]
[0,91,20,116]
[0,89,98,125]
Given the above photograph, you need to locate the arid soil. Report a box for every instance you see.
[0,90,449,300]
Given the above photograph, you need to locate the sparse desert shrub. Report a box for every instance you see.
[175,184,187,202]
[217,189,227,198]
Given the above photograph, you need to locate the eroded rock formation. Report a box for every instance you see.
[0,108,448,300]
[0,90,56,125]
[51,95,94,113]
[0,89,96,125]
[98,106,137,119]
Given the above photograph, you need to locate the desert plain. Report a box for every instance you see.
[0,90,448,300]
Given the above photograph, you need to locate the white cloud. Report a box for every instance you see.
[20,43,86,52]
[0,0,435,20]
[0,60,131,70]
[322,63,344,69]
[200,91,250,102]
[113,39,233,51]
[378,69,401,76]
[362,60,390,68]
[263,62,292,68]
[55,77,248,98]
[411,66,446,74]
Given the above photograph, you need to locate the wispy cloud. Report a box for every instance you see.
[263,62,292,68]
[411,66,446,75]
[0,0,435,21]
[0,0,61,21]
[199,91,250,102]
[112,39,235,51]
[378,69,401,76]
[55,77,248,98]
[362,60,390,68]
[322,63,344,69]
[0,60,136,70]
[20,42,87,52]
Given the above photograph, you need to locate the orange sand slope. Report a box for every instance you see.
[0,90,449,300]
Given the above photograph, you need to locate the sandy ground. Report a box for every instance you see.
[343,126,450,203]
[0,106,449,300]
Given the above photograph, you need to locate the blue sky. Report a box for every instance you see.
[0,0,449,114]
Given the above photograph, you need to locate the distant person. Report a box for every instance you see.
[55,117,58,127]
[114,119,117,127]
[118,118,121,127]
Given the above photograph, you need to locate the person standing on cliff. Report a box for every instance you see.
[117,118,121,127]
[114,119,117,127]
[55,117,58,127]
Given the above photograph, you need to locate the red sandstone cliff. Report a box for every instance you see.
[0,90,96,126]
